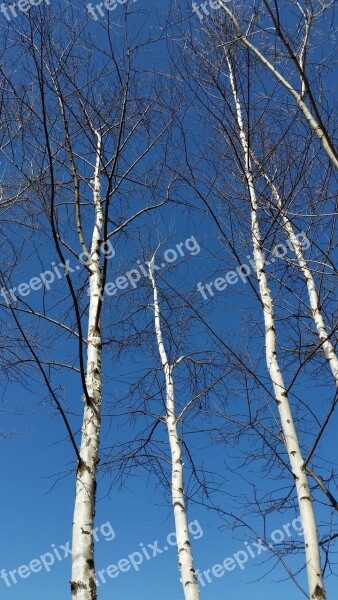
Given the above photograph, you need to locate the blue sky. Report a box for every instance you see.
[1,411,337,599]
[0,0,337,599]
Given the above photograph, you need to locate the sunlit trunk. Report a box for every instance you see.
[226,54,326,600]
[71,133,103,600]
[260,171,338,386]
[149,259,200,600]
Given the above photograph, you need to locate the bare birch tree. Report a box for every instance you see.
[1,3,336,599]
[98,232,234,597]
[249,152,338,387]
[224,50,325,600]
[166,6,337,595]
[0,6,177,598]
[148,254,200,600]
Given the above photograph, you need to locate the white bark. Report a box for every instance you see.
[226,54,326,600]
[217,0,338,169]
[71,132,103,600]
[258,168,338,387]
[148,258,200,600]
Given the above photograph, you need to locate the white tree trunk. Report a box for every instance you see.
[71,133,103,600]
[260,170,338,386]
[226,55,326,600]
[218,0,338,169]
[148,259,200,600]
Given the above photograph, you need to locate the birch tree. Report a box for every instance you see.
[147,254,200,600]
[224,51,325,600]
[98,230,235,597]
[167,7,337,595]
[0,6,177,598]
[0,2,336,598]
[249,152,338,387]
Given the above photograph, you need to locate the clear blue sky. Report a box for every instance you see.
[0,1,337,599]
[1,412,337,599]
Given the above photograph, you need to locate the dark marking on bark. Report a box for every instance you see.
[71,581,86,595]
[312,584,325,599]
[89,325,101,338]
[77,458,91,475]
[89,576,97,599]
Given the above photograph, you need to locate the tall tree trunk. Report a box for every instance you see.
[71,133,103,600]
[148,258,200,600]
[226,54,326,600]
[254,162,338,387]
